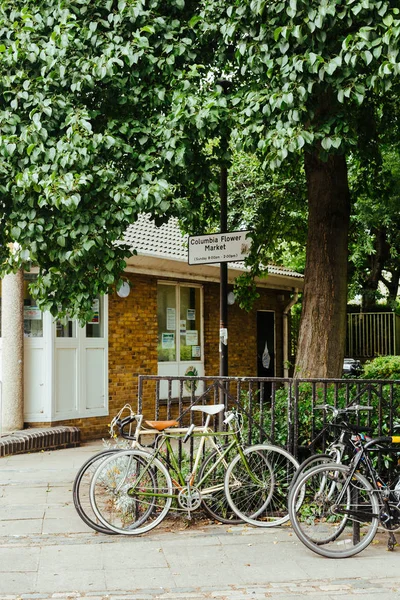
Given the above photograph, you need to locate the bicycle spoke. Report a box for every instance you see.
[90,450,173,535]
[289,463,379,558]
[225,444,299,527]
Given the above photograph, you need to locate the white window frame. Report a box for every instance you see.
[157,281,204,368]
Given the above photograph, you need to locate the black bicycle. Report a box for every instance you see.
[289,403,374,492]
[288,433,400,558]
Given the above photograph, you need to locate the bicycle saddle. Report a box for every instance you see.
[191,404,225,415]
[144,420,179,431]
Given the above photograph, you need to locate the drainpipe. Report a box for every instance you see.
[283,288,299,379]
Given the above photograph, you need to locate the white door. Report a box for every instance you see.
[54,296,108,419]
[157,282,204,399]
[23,278,52,422]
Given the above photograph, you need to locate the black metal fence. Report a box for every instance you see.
[137,375,400,459]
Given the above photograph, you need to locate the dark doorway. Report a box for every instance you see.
[257,311,275,377]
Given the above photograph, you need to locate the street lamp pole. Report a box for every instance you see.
[220,163,228,377]
[217,79,231,379]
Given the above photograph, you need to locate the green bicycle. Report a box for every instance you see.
[89,404,300,535]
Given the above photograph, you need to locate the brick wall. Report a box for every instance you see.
[34,275,292,440]
[204,282,289,378]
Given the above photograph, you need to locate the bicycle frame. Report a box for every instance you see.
[329,436,400,522]
[114,413,261,505]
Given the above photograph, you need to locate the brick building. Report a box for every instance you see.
[0,216,303,440]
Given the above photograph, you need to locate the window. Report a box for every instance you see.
[157,283,202,363]
[86,296,105,338]
[56,319,76,338]
[157,284,177,362]
[23,274,43,338]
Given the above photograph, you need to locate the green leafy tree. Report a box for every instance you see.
[2,0,400,382]
[189,0,400,377]
[349,146,400,310]
[0,0,216,322]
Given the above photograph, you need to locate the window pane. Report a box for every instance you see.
[180,286,201,361]
[86,296,104,338]
[56,319,77,338]
[157,284,176,362]
[24,274,43,338]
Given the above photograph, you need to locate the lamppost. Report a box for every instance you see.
[219,157,228,377]
[217,80,231,378]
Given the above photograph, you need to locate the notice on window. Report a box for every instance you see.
[162,332,175,349]
[192,345,201,358]
[24,307,42,320]
[186,330,198,346]
[180,319,186,334]
[167,307,176,330]
[187,308,196,321]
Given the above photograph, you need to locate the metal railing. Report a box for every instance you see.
[346,312,400,358]
[137,375,400,459]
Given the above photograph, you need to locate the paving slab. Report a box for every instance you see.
[1,442,400,600]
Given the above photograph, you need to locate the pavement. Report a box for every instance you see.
[0,441,400,600]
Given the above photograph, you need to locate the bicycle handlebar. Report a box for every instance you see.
[314,404,373,415]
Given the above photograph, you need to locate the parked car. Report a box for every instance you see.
[343,358,363,377]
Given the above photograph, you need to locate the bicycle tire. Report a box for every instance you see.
[289,463,379,558]
[224,444,300,527]
[197,447,243,524]
[289,453,335,497]
[90,449,173,535]
[73,448,121,534]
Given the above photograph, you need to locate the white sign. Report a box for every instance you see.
[162,333,175,349]
[166,307,176,330]
[186,330,198,346]
[24,307,42,320]
[188,230,251,265]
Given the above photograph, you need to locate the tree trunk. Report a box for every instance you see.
[295,151,350,378]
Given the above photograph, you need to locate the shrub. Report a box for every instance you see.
[362,356,400,380]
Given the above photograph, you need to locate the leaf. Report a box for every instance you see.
[83,240,95,252]
[6,143,16,155]
[11,226,21,239]
[321,137,332,151]
[363,50,373,65]
[383,13,393,26]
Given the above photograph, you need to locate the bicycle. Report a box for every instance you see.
[73,404,143,535]
[288,433,400,558]
[88,403,300,535]
[289,403,374,492]
[73,403,245,533]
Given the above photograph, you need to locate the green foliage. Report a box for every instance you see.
[0,0,220,323]
[1,0,399,336]
[195,0,400,168]
[362,356,400,380]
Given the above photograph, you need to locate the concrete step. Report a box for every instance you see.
[0,426,80,457]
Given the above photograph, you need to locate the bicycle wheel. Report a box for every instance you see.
[197,448,242,524]
[289,463,379,558]
[224,444,300,527]
[73,448,121,534]
[289,453,335,497]
[90,449,173,535]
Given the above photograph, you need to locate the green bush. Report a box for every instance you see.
[362,356,400,380]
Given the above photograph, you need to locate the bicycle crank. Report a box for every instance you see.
[379,505,400,532]
[177,487,202,513]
